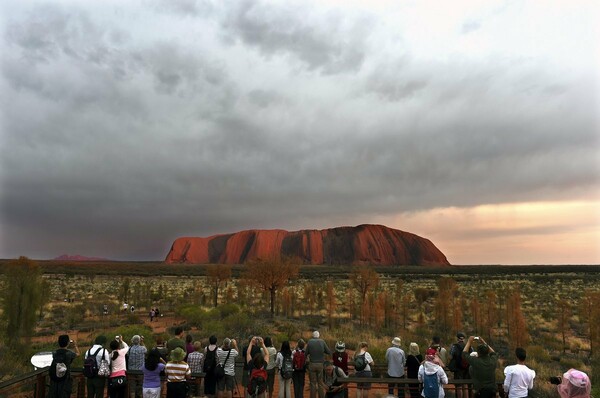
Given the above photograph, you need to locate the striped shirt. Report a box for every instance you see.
[187,352,204,374]
[217,348,238,376]
[166,361,191,382]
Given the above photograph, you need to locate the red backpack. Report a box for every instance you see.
[248,367,267,397]
[293,349,306,371]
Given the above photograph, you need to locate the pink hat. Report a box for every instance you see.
[557,369,590,398]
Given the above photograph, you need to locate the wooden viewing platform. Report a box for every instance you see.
[0,368,508,398]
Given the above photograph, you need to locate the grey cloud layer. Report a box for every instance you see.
[1,1,598,259]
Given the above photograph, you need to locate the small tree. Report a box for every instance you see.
[206,264,232,307]
[434,277,458,334]
[349,266,380,325]
[506,289,528,349]
[556,299,571,353]
[242,258,299,315]
[2,256,45,351]
[326,281,337,329]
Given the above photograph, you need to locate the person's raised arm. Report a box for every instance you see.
[246,338,256,363]
[70,340,80,357]
[261,338,269,364]
[463,336,474,353]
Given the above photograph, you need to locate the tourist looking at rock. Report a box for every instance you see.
[127,335,147,398]
[306,331,332,398]
[85,335,110,398]
[503,347,535,398]
[353,342,373,398]
[463,336,498,398]
[406,343,423,398]
[292,339,307,398]
[385,337,406,398]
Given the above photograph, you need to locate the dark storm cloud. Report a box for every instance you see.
[0,1,598,260]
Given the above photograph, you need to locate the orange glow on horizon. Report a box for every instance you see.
[376,200,600,265]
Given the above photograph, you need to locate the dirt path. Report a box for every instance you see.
[31,313,185,346]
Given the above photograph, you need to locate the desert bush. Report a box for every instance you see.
[222,312,252,338]
[527,345,551,362]
[115,324,154,347]
[560,356,583,370]
[218,303,240,318]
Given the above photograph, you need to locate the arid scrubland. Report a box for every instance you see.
[1,260,599,396]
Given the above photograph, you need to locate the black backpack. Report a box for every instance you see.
[354,354,367,371]
[204,346,218,374]
[49,349,70,382]
[448,343,469,371]
[83,347,103,378]
[281,353,293,379]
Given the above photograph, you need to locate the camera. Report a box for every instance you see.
[549,376,562,385]
[474,337,480,340]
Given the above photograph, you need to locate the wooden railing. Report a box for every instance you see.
[0,369,204,398]
[341,376,506,398]
[0,367,507,398]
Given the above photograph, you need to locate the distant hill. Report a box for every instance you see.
[53,254,111,261]
[165,224,450,266]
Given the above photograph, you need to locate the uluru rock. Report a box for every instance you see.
[165,224,450,266]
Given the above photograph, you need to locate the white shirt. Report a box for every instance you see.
[503,364,535,398]
[85,344,111,367]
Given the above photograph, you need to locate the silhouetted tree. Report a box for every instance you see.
[506,289,528,349]
[207,264,232,307]
[242,258,299,315]
[556,299,571,353]
[434,277,458,334]
[349,266,380,325]
[326,281,336,329]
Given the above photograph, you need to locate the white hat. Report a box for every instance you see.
[392,337,401,346]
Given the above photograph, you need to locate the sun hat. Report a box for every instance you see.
[392,337,402,346]
[557,369,590,398]
[170,347,186,362]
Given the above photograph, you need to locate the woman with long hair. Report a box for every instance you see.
[108,335,129,398]
[276,341,293,398]
[406,343,423,398]
[143,348,166,398]
[264,337,278,398]
[204,335,218,398]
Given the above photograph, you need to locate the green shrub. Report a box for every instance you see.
[527,345,550,362]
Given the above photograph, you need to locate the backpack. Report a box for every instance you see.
[204,347,218,374]
[49,350,69,382]
[293,349,306,371]
[448,343,469,371]
[281,353,293,379]
[354,354,367,372]
[422,372,439,398]
[248,367,268,397]
[83,347,102,378]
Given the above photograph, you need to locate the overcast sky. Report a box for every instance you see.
[1,0,599,264]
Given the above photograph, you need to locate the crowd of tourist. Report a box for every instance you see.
[47,330,591,398]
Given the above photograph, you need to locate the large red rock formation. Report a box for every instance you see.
[165,224,450,266]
